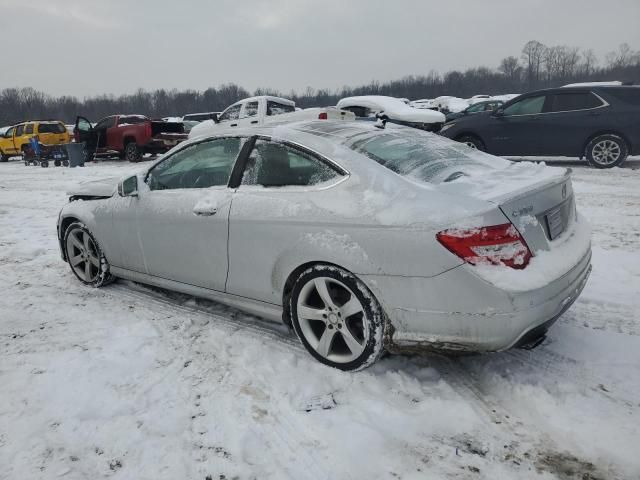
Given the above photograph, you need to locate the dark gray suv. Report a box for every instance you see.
[439,86,640,168]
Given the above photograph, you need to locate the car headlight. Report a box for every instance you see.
[440,123,456,133]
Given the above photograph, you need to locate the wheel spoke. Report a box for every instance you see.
[70,254,84,267]
[316,327,336,357]
[314,278,336,309]
[340,296,363,318]
[84,261,92,281]
[340,327,364,355]
[70,233,83,251]
[83,232,91,251]
[298,305,326,322]
[89,254,100,268]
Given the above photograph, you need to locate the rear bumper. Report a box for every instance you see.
[361,248,592,354]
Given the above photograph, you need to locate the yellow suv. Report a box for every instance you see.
[0,120,70,161]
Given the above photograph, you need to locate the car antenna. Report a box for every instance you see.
[374,113,388,129]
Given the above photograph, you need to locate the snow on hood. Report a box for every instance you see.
[337,96,445,123]
[66,177,119,197]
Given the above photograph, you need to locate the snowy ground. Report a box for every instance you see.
[1,156,639,480]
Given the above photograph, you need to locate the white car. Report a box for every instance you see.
[337,96,445,131]
[189,96,354,138]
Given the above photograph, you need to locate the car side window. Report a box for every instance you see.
[25,124,34,134]
[147,137,244,191]
[5,127,14,137]
[548,92,603,112]
[219,104,241,122]
[15,124,25,136]
[466,103,484,113]
[241,102,259,118]
[342,105,370,118]
[266,101,295,116]
[503,95,546,116]
[240,139,340,188]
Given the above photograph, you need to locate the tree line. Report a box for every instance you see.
[1,41,638,126]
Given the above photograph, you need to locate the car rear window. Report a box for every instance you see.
[604,88,640,105]
[349,130,493,184]
[118,116,147,125]
[38,122,65,134]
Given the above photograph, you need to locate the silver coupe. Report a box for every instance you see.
[57,121,592,370]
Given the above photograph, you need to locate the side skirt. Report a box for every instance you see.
[109,266,284,324]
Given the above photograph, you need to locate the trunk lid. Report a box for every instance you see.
[436,162,575,254]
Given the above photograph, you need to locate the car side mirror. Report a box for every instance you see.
[492,108,505,117]
[118,175,138,197]
[211,113,220,124]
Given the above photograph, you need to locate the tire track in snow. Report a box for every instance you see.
[106,281,333,480]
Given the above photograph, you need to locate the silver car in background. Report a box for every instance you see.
[57,121,591,370]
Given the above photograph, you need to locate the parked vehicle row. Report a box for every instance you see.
[440,85,640,168]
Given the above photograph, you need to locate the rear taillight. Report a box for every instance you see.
[318,112,328,120]
[436,223,532,269]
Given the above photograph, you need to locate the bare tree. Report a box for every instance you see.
[522,40,546,87]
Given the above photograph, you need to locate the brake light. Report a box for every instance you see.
[436,223,532,269]
[318,112,328,120]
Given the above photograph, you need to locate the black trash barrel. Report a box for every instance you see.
[65,142,85,167]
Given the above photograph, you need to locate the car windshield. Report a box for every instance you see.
[348,130,493,183]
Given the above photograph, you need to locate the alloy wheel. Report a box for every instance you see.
[296,276,368,363]
[592,140,621,166]
[66,228,101,283]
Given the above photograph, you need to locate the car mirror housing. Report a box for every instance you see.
[118,175,139,197]
[211,113,220,124]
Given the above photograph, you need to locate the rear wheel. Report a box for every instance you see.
[456,135,485,151]
[290,265,385,371]
[125,142,141,162]
[63,222,114,287]
[586,134,628,169]
[0,151,8,162]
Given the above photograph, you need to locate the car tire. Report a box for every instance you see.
[586,134,628,169]
[125,142,141,163]
[289,265,385,371]
[456,135,485,151]
[0,152,8,162]
[63,222,115,288]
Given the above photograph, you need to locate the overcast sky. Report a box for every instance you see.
[1,0,638,98]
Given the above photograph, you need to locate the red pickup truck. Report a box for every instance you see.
[74,115,187,162]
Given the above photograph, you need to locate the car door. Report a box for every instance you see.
[75,116,97,152]
[217,103,242,128]
[535,91,608,156]
[226,137,346,304]
[13,123,26,153]
[485,94,547,155]
[236,100,260,127]
[133,136,247,290]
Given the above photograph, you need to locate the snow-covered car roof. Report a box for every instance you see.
[337,96,445,123]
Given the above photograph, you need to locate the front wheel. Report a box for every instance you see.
[290,265,385,371]
[456,135,485,151]
[125,142,141,162]
[63,222,115,287]
[586,134,628,169]
[0,152,8,162]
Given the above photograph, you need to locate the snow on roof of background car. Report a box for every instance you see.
[562,81,623,87]
[337,96,445,123]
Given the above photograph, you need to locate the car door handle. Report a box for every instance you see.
[250,120,258,124]
[230,123,238,127]
[193,207,217,216]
